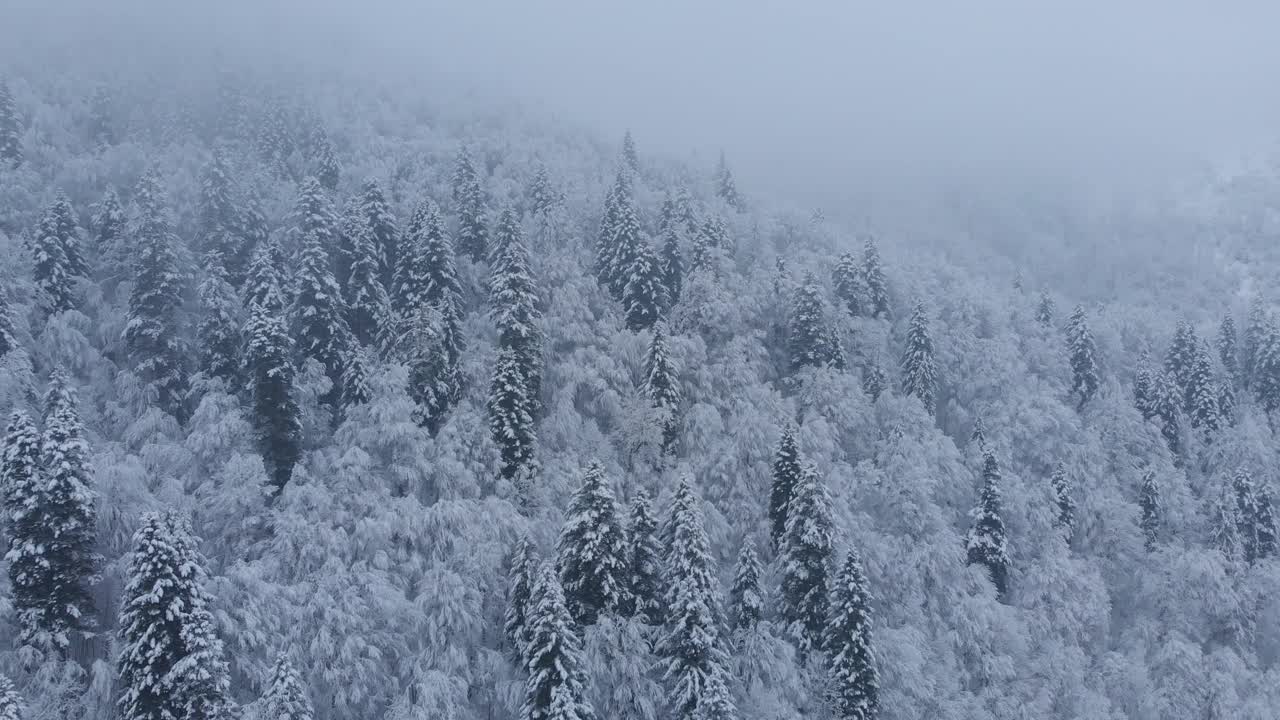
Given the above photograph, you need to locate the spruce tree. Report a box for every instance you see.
[0,675,18,720]
[627,490,664,624]
[1219,314,1239,387]
[50,192,86,278]
[117,511,230,720]
[596,171,643,299]
[292,226,351,404]
[393,201,445,317]
[522,564,596,720]
[789,272,844,371]
[0,286,16,358]
[1065,305,1099,409]
[728,540,763,633]
[621,130,639,174]
[557,461,630,626]
[198,149,240,262]
[343,223,390,347]
[1164,320,1199,408]
[124,172,189,421]
[691,216,728,273]
[714,152,743,211]
[490,217,543,411]
[900,301,937,414]
[401,308,461,434]
[30,198,76,312]
[339,345,373,411]
[1244,299,1267,390]
[312,132,340,190]
[489,346,538,483]
[529,165,557,217]
[245,302,302,494]
[827,550,880,720]
[243,238,288,316]
[1209,486,1242,564]
[1187,341,1221,432]
[195,256,242,386]
[769,423,803,549]
[1148,370,1182,456]
[1233,469,1277,564]
[261,654,314,720]
[833,251,864,317]
[1253,318,1280,413]
[862,360,887,402]
[644,323,681,454]
[93,188,128,279]
[453,148,489,263]
[622,239,667,331]
[290,176,340,258]
[780,464,836,652]
[358,179,399,287]
[1050,462,1076,536]
[1035,291,1055,327]
[861,238,890,320]
[505,535,537,663]
[966,450,1010,599]
[1256,490,1277,561]
[0,80,20,166]
[1139,470,1161,552]
[1133,350,1155,420]
[660,224,684,308]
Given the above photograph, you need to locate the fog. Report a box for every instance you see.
[10,0,1280,212]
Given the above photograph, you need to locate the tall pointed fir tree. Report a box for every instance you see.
[644,324,682,454]
[1187,341,1221,432]
[124,172,189,422]
[1244,299,1267,390]
[453,148,489,263]
[245,301,302,494]
[339,345,374,411]
[489,346,538,487]
[1252,318,1280,413]
[1035,291,1056,327]
[596,171,644,300]
[357,179,398,287]
[49,192,86,278]
[343,223,389,348]
[728,540,763,633]
[490,216,544,412]
[901,301,938,414]
[780,463,836,652]
[861,238,890,320]
[557,462,630,626]
[1133,350,1155,419]
[0,675,18,720]
[1139,469,1161,552]
[257,101,295,177]
[627,490,664,624]
[1148,370,1182,456]
[291,226,351,405]
[789,272,844,371]
[691,217,728,273]
[117,511,230,720]
[769,423,803,549]
[714,152,744,211]
[393,201,452,320]
[505,535,538,663]
[30,196,77,313]
[1050,462,1076,537]
[660,478,731,720]
[529,165,557,217]
[661,223,684,308]
[1219,314,1239,387]
[195,256,242,386]
[312,132,340,190]
[0,80,20,166]
[863,359,887,401]
[623,238,667,331]
[833,251,864,317]
[1065,305,1099,409]
[1234,469,1278,564]
[1164,320,1199,409]
[243,238,288,316]
[198,149,241,264]
[827,550,880,720]
[621,130,640,174]
[522,564,596,720]
[966,450,1010,599]
[93,188,128,279]
[261,654,314,720]
[290,176,340,260]
[0,286,16,358]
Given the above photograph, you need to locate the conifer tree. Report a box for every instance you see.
[490,217,543,410]
[1164,320,1199,408]
[339,345,373,411]
[522,564,596,720]
[644,324,682,454]
[1065,305,1099,409]
[393,201,445,317]
[769,423,803,549]
[969,416,988,451]
[596,172,643,299]
[1050,462,1076,536]
[833,252,864,317]
[291,226,351,404]
[1148,370,1182,456]
[622,130,639,174]
[124,172,189,421]
[863,360,887,402]
[1139,470,1161,552]
[557,462,630,626]
[1256,490,1277,561]
[1133,350,1155,420]
[1244,299,1267,389]
[30,198,76,312]
[1209,486,1242,564]
[245,303,302,494]
[623,239,667,331]
[0,80,20,166]
[453,148,489,263]
[861,238,890,320]
[1219,314,1239,387]
[660,478,730,720]
[198,149,240,258]
[698,669,738,720]
[691,216,728,273]
[93,188,127,276]
[0,286,16,358]
[1252,318,1280,413]
[243,238,288,316]
[1187,342,1221,432]
[49,192,86,278]
[261,654,313,720]
[529,165,556,217]
[661,224,684,308]
[400,307,460,434]
[966,450,1010,599]
[789,272,844,371]
[714,152,743,211]
[358,179,399,287]
[312,132,340,190]
[728,540,763,633]
[195,256,242,386]
[780,464,836,651]
[827,550,880,720]
[626,490,664,625]
[0,675,18,720]
[489,347,538,483]
[1218,380,1236,427]
[343,224,390,347]
[117,511,230,720]
[900,302,937,414]
[1233,469,1277,564]
[505,536,537,663]
[1035,291,1055,327]
[291,176,340,256]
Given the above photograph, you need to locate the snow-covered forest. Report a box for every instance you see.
[3,4,1280,720]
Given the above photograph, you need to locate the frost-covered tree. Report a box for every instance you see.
[691,216,727,272]
[1034,291,1055,326]
[358,179,399,287]
[49,192,86,278]
[900,301,937,414]
[30,197,77,312]
[529,165,557,217]
[0,675,18,720]
[1164,320,1198,408]
[1234,469,1278,564]
[92,188,128,278]
[626,490,663,624]
[621,130,639,174]
[558,462,630,625]
[861,238,890,319]
[643,324,681,454]
[400,308,461,434]
[833,252,864,317]
[197,262,243,388]
[245,302,302,494]
[789,272,844,371]
[1050,462,1075,536]
[1218,314,1238,386]
[826,550,879,720]
[393,201,453,320]
[290,176,340,257]
[714,152,743,211]
[198,149,240,260]
[769,423,803,549]
[1187,341,1221,432]
[291,226,351,404]
[622,238,667,331]
[312,132,340,190]
[261,654,314,720]
[1244,299,1267,389]
[343,223,390,347]
[522,564,596,720]
[0,80,20,166]
[1252,318,1280,412]
[489,346,538,484]
[660,224,684,308]
[0,287,16,358]
[1066,305,1099,409]
[490,215,543,410]
[243,238,288,316]
[596,171,643,299]
[453,148,488,263]
[1148,370,1182,456]
[966,450,1010,599]
[1133,350,1155,420]
[728,540,762,633]
[780,463,835,651]
[862,360,887,402]
[339,345,373,411]
[258,102,295,177]
[117,511,230,720]
[1139,469,1161,552]
[506,535,538,663]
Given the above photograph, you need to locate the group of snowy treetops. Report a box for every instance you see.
[0,51,1278,720]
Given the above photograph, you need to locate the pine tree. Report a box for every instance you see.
[966,450,1010,599]
[343,223,390,347]
[1164,320,1199,409]
[1139,470,1161,552]
[522,564,596,720]
[1066,305,1099,409]
[622,238,667,331]
[557,462,630,626]
[489,347,538,483]
[1148,370,1182,456]
[312,132,340,190]
[1244,299,1267,389]
[833,252,864,317]
[453,148,489,263]
[490,217,544,411]
[1050,462,1076,536]
[827,550,880,720]
[1252,318,1280,413]
[862,360,887,402]
[505,535,538,663]
[49,192,86,278]
[1233,469,1277,564]
[1134,350,1155,420]
[393,201,443,316]
[780,463,836,651]
[245,303,302,494]
[0,80,21,166]
[124,172,189,421]
[1187,341,1221,432]
[1256,490,1277,561]
[627,490,664,624]
[789,272,844,371]
[861,238,890,320]
[198,149,240,260]
[691,216,727,273]
[660,478,730,720]
[529,165,557,217]
[0,675,18,720]
[92,188,128,278]
[195,256,242,386]
[290,176,340,258]
[644,323,681,454]
[243,238,288,316]
[0,286,16,358]
[1209,485,1242,564]
[1035,291,1055,326]
[900,302,937,414]
[358,179,399,287]
[596,171,643,299]
[714,152,743,211]
[622,130,639,174]
[728,540,763,632]
[1219,314,1239,387]
[117,511,230,720]
[30,198,76,312]
[769,423,803,549]
[257,102,295,177]
[339,345,373,411]
[661,224,684,308]
[401,307,461,435]
[261,654,314,720]
[291,226,352,404]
